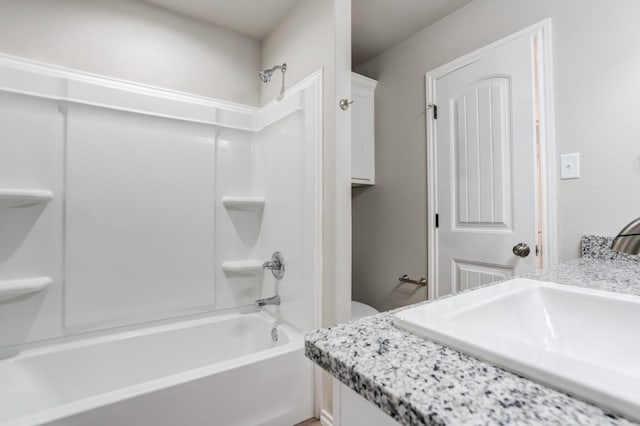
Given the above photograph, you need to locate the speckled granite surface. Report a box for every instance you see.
[582,235,640,262]
[306,244,640,425]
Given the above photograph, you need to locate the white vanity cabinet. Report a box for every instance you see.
[334,380,400,426]
[351,72,377,186]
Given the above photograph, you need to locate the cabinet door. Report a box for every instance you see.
[351,73,377,185]
[339,382,400,426]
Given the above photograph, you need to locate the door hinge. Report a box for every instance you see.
[535,244,540,257]
[435,213,439,228]
[428,104,437,119]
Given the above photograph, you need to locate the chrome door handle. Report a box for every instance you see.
[339,98,354,110]
[512,243,531,258]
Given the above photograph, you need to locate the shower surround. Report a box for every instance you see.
[0,54,322,425]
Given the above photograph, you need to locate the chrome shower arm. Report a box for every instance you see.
[258,63,287,101]
[271,63,287,72]
[276,66,286,101]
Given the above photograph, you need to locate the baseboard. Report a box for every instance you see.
[320,409,334,426]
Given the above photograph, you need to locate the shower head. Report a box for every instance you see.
[258,69,273,83]
[258,63,287,83]
[258,63,288,101]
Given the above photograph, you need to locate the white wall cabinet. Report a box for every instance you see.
[351,72,377,186]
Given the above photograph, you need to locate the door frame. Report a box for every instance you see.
[425,19,557,299]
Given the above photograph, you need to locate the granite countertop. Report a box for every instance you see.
[305,238,640,426]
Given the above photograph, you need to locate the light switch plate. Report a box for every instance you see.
[560,153,580,179]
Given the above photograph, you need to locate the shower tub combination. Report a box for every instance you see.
[0,55,322,425]
[0,312,312,426]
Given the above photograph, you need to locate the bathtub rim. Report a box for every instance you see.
[0,305,267,359]
[1,310,304,426]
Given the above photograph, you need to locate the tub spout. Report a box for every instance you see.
[255,295,281,309]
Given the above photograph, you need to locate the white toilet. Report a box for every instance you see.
[351,301,379,320]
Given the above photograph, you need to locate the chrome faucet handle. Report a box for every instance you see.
[262,252,285,279]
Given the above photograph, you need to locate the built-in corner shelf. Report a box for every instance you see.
[0,189,54,208]
[0,277,52,303]
[222,196,265,211]
[221,260,264,274]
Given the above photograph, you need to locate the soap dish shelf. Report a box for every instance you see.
[221,260,264,274]
[0,189,54,208]
[0,277,52,303]
[222,196,265,211]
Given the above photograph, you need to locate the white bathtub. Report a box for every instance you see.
[0,311,313,426]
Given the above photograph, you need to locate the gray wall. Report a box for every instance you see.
[353,0,640,312]
[0,0,261,105]
[260,0,334,106]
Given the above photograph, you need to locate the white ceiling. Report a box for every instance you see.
[141,0,473,66]
[141,0,299,39]
[352,0,474,66]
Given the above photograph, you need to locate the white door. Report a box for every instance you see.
[432,34,539,297]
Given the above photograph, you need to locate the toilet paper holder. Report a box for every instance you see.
[399,274,427,287]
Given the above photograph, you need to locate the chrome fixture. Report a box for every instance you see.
[258,63,287,101]
[255,295,281,309]
[339,98,354,111]
[258,63,286,83]
[262,251,285,279]
[399,274,427,287]
[512,243,531,258]
[270,320,280,343]
[611,217,640,255]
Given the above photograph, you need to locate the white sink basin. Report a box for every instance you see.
[393,278,640,420]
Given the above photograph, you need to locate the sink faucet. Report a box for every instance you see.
[255,295,281,309]
[611,217,640,255]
